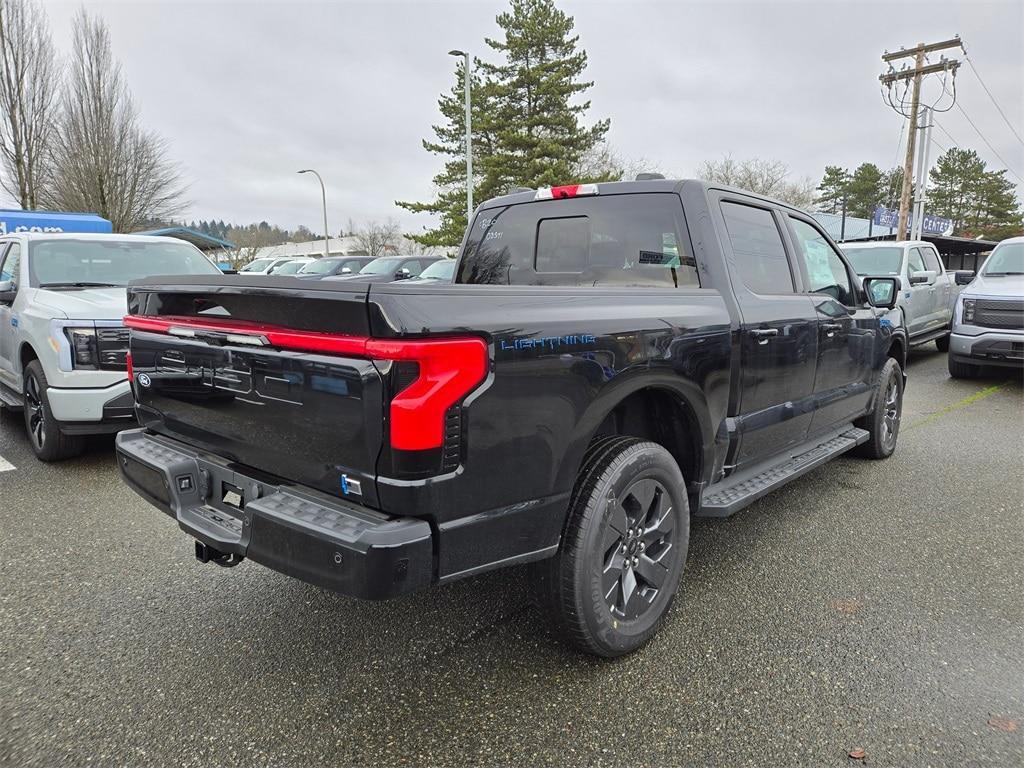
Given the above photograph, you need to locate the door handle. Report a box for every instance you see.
[750,328,778,345]
[822,322,843,338]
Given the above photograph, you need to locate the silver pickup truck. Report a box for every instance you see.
[841,240,970,351]
[0,232,221,460]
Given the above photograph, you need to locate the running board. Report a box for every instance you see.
[697,426,869,518]
[908,327,949,346]
[0,383,22,411]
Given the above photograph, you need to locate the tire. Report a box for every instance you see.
[530,436,690,657]
[935,333,950,352]
[854,357,904,460]
[22,360,84,461]
[947,355,977,379]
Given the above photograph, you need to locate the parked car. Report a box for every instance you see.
[323,255,441,283]
[0,233,222,460]
[947,235,1024,378]
[841,240,968,350]
[403,258,456,284]
[116,179,904,657]
[238,257,292,275]
[294,256,375,279]
[268,258,314,275]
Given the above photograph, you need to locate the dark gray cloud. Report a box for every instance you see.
[42,0,1024,234]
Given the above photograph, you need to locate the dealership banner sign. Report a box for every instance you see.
[0,210,112,235]
[872,206,954,236]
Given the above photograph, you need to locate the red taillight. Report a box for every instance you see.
[369,337,487,450]
[126,351,134,383]
[123,315,488,452]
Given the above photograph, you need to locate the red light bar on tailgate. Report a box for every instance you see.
[124,315,487,451]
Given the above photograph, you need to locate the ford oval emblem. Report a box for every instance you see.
[137,373,152,388]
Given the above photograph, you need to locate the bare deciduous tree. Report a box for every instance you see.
[44,10,185,231]
[0,0,61,209]
[355,218,404,257]
[697,155,815,209]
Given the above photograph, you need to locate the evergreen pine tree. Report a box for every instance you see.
[815,165,849,213]
[396,61,495,248]
[478,0,610,192]
[845,163,884,219]
[399,0,611,247]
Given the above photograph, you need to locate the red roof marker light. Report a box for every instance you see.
[535,183,599,200]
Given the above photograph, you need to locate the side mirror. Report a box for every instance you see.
[864,277,899,309]
[221,269,238,275]
[955,270,975,286]
[908,271,930,285]
[340,267,352,274]
[395,268,411,280]
[0,279,14,304]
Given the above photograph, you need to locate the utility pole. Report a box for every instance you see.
[879,37,962,238]
[910,106,933,241]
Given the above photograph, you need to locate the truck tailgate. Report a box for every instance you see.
[126,277,383,504]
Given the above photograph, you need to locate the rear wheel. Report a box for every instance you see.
[855,357,903,459]
[22,360,84,461]
[530,436,690,657]
[935,332,950,352]
[948,356,978,379]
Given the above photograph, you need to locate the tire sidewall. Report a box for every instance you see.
[573,444,690,656]
[22,362,58,459]
[874,359,903,457]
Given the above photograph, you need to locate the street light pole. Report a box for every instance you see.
[448,49,472,223]
[297,169,330,259]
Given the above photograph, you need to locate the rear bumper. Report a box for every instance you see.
[950,331,1024,368]
[115,429,433,600]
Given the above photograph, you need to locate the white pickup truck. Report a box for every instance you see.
[0,232,222,460]
[840,240,971,350]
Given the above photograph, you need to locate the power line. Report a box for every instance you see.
[954,102,1024,184]
[932,117,960,149]
[964,55,1024,147]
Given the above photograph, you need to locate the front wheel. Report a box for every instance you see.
[948,356,978,379]
[935,332,950,352]
[530,436,690,657]
[22,360,84,461]
[854,357,903,459]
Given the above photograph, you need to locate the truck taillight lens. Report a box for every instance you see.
[367,337,488,451]
[126,351,134,383]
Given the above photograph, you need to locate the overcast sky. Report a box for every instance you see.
[39,0,1024,236]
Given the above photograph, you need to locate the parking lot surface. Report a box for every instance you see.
[0,346,1021,767]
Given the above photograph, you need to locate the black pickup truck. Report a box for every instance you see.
[116,179,905,657]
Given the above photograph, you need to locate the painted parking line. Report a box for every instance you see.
[0,454,14,472]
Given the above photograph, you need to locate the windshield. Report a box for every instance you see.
[416,259,456,280]
[30,239,220,287]
[360,257,404,275]
[239,258,274,272]
[299,258,364,275]
[841,246,904,275]
[272,261,308,275]
[981,242,1024,275]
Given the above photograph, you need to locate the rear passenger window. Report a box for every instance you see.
[719,202,794,294]
[457,193,698,288]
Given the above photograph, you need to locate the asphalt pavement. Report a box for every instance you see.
[0,346,1021,767]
